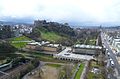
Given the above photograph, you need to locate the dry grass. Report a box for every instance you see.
[27,65,60,79]
[42,66,59,79]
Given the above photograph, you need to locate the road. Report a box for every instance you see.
[101,32,120,78]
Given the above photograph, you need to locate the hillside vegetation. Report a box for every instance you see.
[0,42,17,53]
[26,21,99,46]
[28,25,76,46]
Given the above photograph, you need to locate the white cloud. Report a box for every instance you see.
[0,0,120,25]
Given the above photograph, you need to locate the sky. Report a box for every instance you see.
[0,0,120,26]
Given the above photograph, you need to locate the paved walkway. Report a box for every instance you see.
[80,61,89,79]
[12,40,33,43]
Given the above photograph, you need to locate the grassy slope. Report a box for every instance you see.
[37,27,67,42]
[41,31,64,42]
[74,64,85,79]
[10,36,32,48]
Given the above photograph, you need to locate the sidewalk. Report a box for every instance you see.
[80,61,89,79]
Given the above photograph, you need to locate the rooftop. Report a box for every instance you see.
[47,44,60,47]
[28,42,42,46]
[54,47,93,60]
[28,41,50,46]
[73,44,102,49]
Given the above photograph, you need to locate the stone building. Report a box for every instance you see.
[41,44,62,52]
[72,44,102,55]
[26,41,62,52]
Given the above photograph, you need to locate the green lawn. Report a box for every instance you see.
[74,64,85,79]
[71,63,78,79]
[10,36,31,41]
[10,36,32,48]
[11,42,28,48]
[41,31,65,42]
[46,63,62,68]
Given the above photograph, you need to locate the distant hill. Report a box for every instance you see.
[0,21,29,25]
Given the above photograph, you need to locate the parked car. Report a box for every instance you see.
[107,52,110,56]
[109,58,112,61]
[110,60,114,66]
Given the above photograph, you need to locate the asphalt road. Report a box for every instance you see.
[101,32,120,77]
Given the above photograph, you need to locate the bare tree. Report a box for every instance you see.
[38,67,44,78]
[64,64,73,79]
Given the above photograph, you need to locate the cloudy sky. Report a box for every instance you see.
[0,0,120,26]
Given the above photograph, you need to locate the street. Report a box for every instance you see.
[101,32,120,79]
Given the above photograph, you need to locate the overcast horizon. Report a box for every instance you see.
[1,0,120,26]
